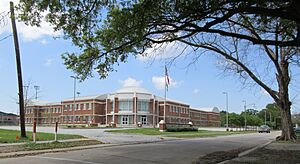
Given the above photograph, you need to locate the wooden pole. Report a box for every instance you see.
[55,121,58,141]
[10,1,26,138]
[33,121,36,142]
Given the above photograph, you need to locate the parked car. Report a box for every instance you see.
[294,127,300,133]
[258,125,271,133]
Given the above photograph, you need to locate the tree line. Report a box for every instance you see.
[220,103,282,129]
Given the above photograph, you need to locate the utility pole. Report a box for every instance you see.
[70,76,77,127]
[34,85,40,100]
[242,100,247,130]
[223,92,229,131]
[265,110,267,125]
[10,1,26,138]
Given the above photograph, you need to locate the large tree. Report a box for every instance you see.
[17,0,300,140]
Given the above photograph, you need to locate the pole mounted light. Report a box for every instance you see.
[242,100,247,130]
[222,92,229,131]
[70,76,78,127]
[34,85,40,100]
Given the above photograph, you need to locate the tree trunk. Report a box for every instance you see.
[276,101,296,141]
[276,49,296,141]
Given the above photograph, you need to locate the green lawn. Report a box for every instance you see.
[23,140,103,151]
[0,129,84,143]
[105,128,255,138]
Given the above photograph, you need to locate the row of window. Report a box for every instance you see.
[169,106,189,114]
[44,108,62,114]
[64,103,93,111]
[25,107,62,114]
[62,116,92,123]
[118,99,149,112]
[25,116,94,123]
[190,112,208,118]
[25,117,60,123]
[169,117,190,124]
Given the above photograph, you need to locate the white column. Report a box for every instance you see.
[105,96,109,125]
[134,92,137,125]
[152,95,155,127]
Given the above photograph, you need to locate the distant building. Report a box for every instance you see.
[25,86,220,127]
[0,111,19,125]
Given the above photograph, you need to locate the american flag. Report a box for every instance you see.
[165,66,170,91]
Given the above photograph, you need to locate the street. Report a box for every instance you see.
[0,131,279,164]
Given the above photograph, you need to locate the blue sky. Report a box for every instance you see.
[0,0,299,115]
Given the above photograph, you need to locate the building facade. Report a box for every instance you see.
[0,111,19,125]
[25,87,220,127]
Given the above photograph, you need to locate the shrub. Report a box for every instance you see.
[166,127,198,132]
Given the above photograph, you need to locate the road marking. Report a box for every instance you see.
[29,156,103,164]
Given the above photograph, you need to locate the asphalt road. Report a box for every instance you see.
[0,131,279,164]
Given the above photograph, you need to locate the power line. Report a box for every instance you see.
[0,34,12,42]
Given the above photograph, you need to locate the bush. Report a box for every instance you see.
[166,127,198,132]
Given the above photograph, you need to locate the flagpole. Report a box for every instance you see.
[164,68,166,122]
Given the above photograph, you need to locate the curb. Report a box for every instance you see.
[0,138,91,147]
[0,143,118,159]
[238,140,272,157]
[217,140,273,164]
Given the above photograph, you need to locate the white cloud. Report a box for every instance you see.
[0,0,61,41]
[193,89,199,94]
[40,39,48,45]
[138,41,188,61]
[120,77,143,87]
[44,58,54,67]
[151,76,180,90]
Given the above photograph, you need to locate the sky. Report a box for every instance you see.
[0,0,299,115]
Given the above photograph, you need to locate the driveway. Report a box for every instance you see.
[0,126,168,144]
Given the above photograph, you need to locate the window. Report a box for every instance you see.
[141,115,147,125]
[76,104,79,110]
[137,100,149,112]
[75,116,80,122]
[119,100,133,111]
[70,104,73,111]
[121,115,129,125]
[64,105,68,111]
[85,103,89,110]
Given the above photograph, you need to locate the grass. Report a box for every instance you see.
[105,128,255,138]
[0,129,84,143]
[23,140,103,151]
[0,140,103,154]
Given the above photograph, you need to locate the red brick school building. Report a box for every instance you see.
[25,87,220,127]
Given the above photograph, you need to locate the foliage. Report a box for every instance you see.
[16,0,300,80]
[166,127,198,132]
[221,109,263,127]
[17,0,299,140]
[106,128,254,138]
[292,113,300,125]
[257,103,281,129]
